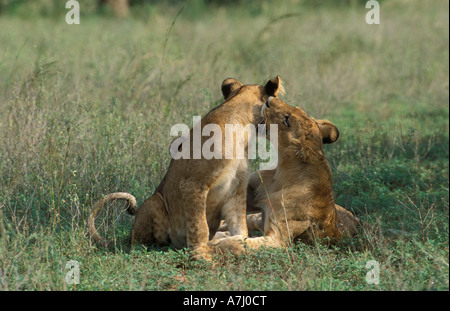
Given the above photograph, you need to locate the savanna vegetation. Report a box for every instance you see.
[0,0,448,291]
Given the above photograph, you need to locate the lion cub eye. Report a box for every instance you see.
[283,115,290,127]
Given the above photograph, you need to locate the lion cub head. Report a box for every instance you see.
[262,96,339,162]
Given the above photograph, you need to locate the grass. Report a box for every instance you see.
[0,0,448,291]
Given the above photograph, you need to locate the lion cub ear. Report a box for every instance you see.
[222,78,243,100]
[264,75,285,97]
[316,119,340,144]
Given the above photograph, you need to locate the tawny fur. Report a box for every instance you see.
[210,97,359,256]
[87,76,284,260]
[87,192,137,247]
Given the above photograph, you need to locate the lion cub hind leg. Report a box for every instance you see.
[131,194,169,247]
[246,213,264,232]
[212,230,231,240]
[215,212,263,235]
[334,204,360,237]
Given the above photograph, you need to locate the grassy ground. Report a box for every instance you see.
[0,0,448,291]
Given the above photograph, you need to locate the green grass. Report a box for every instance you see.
[0,0,448,291]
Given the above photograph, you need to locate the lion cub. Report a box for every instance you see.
[210,97,359,256]
[88,76,284,260]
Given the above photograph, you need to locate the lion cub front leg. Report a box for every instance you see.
[186,207,211,261]
[220,181,249,238]
[181,183,212,261]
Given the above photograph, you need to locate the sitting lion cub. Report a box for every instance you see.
[88,76,284,260]
[210,97,359,256]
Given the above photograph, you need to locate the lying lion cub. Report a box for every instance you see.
[88,76,284,260]
[210,97,359,256]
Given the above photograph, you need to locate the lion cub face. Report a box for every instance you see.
[262,97,339,162]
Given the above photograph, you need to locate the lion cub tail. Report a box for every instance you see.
[88,192,137,247]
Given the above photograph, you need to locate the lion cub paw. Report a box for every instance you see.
[190,245,213,262]
[209,235,246,257]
